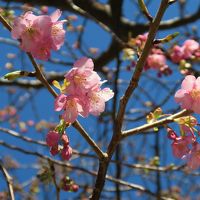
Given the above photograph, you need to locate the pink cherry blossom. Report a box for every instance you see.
[175,75,200,113]
[46,130,60,147]
[167,127,194,159]
[65,57,101,96]
[54,57,114,123]
[11,9,66,60]
[147,54,167,70]
[61,96,85,123]
[171,136,193,158]
[170,39,200,63]
[183,39,199,58]
[87,87,114,116]
[50,9,66,50]
[170,45,185,63]
[61,145,72,160]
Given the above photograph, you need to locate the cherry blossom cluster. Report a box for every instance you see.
[46,131,72,160]
[170,75,200,169]
[170,39,200,64]
[54,57,114,123]
[175,75,200,114]
[11,9,66,60]
[124,34,172,77]
[167,116,200,170]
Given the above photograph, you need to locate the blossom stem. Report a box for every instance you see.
[0,13,12,31]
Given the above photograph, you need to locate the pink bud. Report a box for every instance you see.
[71,184,79,192]
[61,146,72,160]
[61,134,69,147]
[46,131,60,147]
[167,128,177,140]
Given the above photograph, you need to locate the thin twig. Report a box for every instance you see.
[0,162,15,200]
[0,140,171,200]
[48,160,60,200]
[122,109,190,138]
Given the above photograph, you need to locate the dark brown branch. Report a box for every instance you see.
[91,1,170,200]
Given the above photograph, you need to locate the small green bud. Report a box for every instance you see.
[4,71,22,80]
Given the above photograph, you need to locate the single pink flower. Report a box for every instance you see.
[170,45,185,63]
[183,39,199,59]
[171,136,192,159]
[175,75,200,113]
[135,33,148,46]
[46,130,60,147]
[65,57,101,96]
[87,87,114,116]
[61,145,72,160]
[147,54,167,70]
[50,9,66,50]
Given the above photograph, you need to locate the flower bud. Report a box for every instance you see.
[71,184,79,192]
[61,134,69,147]
[46,131,60,147]
[4,71,22,80]
[61,146,72,160]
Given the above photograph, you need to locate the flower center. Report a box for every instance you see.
[190,89,200,100]
[52,25,60,36]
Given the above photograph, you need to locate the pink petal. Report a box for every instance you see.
[175,90,193,109]
[181,75,196,90]
[192,101,200,114]
[74,57,94,71]
[50,9,62,22]
[174,89,186,102]
[55,94,67,111]
[195,77,200,90]
[99,88,114,101]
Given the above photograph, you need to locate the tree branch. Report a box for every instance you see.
[0,162,15,200]
[122,109,190,138]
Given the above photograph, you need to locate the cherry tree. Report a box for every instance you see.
[0,0,200,199]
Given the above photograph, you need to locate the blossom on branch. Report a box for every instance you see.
[175,75,200,113]
[167,115,200,170]
[11,9,66,60]
[170,39,200,63]
[54,57,114,123]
